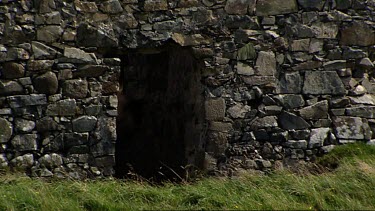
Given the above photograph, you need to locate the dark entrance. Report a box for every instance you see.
[115,45,205,181]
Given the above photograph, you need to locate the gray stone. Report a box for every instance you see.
[237,43,256,61]
[236,62,254,76]
[31,41,58,59]
[37,0,56,13]
[336,0,352,10]
[37,26,63,43]
[308,128,330,148]
[10,154,34,169]
[2,62,25,79]
[323,60,347,71]
[297,0,324,10]
[27,60,54,72]
[209,122,233,132]
[341,21,375,46]
[15,119,35,133]
[206,132,228,155]
[346,106,375,118]
[36,117,60,132]
[255,51,276,76]
[74,1,98,13]
[225,0,256,15]
[250,116,278,129]
[63,79,88,99]
[284,140,307,149]
[72,116,97,132]
[77,23,119,48]
[277,72,302,94]
[298,100,329,120]
[311,22,339,39]
[33,71,58,95]
[205,98,226,121]
[333,116,370,140]
[7,94,47,108]
[171,33,211,46]
[99,0,123,14]
[61,47,98,64]
[243,76,276,87]
[46,99,76,116]
[279,111,310,130]
[11,134,38,151]
[144,0,168,11]
[274,94,305,109]
[0,118,12,143]
[291,39,310,52]
[0,80,24,96]
[73,65,110,78]
[256,0,298,16]
[6,48,30,61]
[227,104,251,119]
[349,95,375,105]
[303,71,346,95]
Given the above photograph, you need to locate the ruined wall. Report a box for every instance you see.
[0,0,375,178]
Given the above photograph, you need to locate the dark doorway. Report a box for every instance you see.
[115,45,205,181]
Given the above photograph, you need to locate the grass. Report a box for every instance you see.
[1,143,375,210]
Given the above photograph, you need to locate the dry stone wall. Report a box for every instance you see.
[0,0,375,178]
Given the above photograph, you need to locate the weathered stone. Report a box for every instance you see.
[77,24,117,48]
[74,65,110,78]
[225,0,256,15]
[72,116,97,132]
[279,111,310,130]
[333,116,370,140]
[297,0,324,10]
[336,0,352,10]
[341,22,375,46]
[33,71,58,95]
[74,0,98,13]
[11,134,38,151]
[15,119,35,133]
[291,39,310,52]
[0,118,12,143]
[243,76,276,87]
[277,72,302,94]
[309,39,324,53]
[284,140,307,149]
[7,94,47,108]
[63,79,88,99]
[274,94,305,109]
[39,153,63,168]
[209,122,233,132]
[61,47,97,64]
[46,99,76,116]
[237,43,256,61]
[31,41,58,60]
[171,33,211,46]
[143,0,168,11]
[323,60,347,71]
[298,100,329,120]
[6,48,30,61]
[38,0,56,13]
[10,154,34,169]
[349,95,375,105]
[256,0,298,16]
[236,62,254,76]
[37,26,63,43]
[206,132,228,155]
[292,61,322,71]
[99,0,123,14]
[227,104,251,119]
[0,80,24,96]
[27,60,54,72]
[346,106,375,118]
[36,117,60,132]
[303,71,346,95]
[255,51,276,76]
[311,22,339,39]
[35,11,62,25]
[205,98,226,121]
[309,128,330,148]
[2,62,25,79]
[250,116,278,129]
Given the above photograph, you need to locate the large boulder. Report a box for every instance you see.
[303,71,346,95]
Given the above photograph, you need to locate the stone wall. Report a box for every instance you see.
[0,0,375,178]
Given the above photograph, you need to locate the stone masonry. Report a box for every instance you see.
[0,0,375,178]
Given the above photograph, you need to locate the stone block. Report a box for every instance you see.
[303,71,346,95]
[205,98,226,121]
[256,0,298,16]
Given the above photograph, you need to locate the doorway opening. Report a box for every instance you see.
[115,44,205,181]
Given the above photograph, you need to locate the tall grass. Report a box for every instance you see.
[1,143,375,210]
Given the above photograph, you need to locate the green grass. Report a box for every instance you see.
[1,143,375,210]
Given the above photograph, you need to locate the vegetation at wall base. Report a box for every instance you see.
[1,143,375,210]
